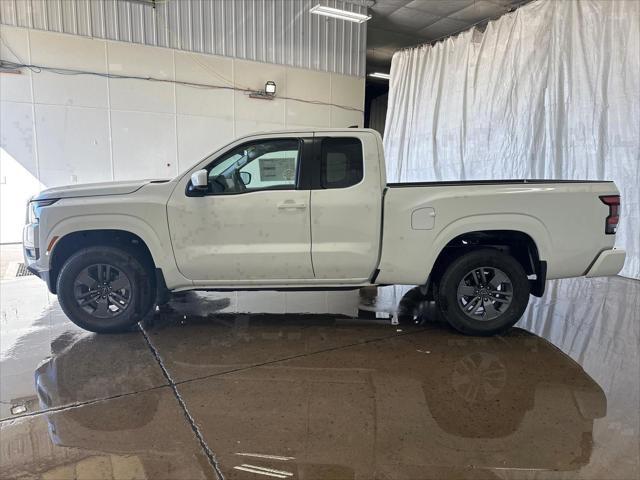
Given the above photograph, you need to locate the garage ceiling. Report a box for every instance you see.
[367,0,530,74]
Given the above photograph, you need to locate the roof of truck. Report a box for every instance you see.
[235,127,380,137]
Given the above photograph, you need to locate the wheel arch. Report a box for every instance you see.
[426,228,547,299]
[49,229,157,295]
[43,211,188,292]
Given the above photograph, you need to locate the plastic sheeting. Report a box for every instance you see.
[384,0,640,279]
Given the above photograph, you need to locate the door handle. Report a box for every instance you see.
[277,200,307,210]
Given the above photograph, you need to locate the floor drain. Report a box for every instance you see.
[16,263,34,277]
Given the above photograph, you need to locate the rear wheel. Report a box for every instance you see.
[436,249,530,336]
[57,246,155,333]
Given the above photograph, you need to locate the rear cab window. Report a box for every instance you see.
[320,138,364,189]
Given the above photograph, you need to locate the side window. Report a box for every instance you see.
[320,138,363,189]
[205,139,300,194]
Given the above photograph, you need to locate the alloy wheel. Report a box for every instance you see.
[456,267,513,321]
[73,263,132,318]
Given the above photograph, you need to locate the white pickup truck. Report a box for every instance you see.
[23,128,625,335]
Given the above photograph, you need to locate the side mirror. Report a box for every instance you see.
[190,169,208,189]
[239,171,252,186]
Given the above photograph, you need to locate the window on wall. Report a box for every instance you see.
[205,139,300,194]
[320,138,364,189]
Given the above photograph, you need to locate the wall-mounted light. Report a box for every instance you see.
[11,404,27,415]
[310,4,371,23]
[265,81,276,96]
[249,81,278,100]
[368,72,390,80]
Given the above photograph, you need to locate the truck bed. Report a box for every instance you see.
[377,180,619,285]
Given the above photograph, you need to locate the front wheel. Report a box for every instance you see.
[436,249,530,336]
[57,246,155,333]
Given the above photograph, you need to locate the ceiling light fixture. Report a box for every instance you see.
[369,72,391,80]
[310,4,371,23]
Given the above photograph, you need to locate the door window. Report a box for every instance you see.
[203,139,301,195]
[320,138,363,189]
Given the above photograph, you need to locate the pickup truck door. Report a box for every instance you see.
[167,135,314,282]
[309,132,384,282]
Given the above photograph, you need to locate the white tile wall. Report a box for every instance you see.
[287,67,332,102]
[0,101,36,175]
[175,51,234,118]
[234,120,286,138]
[30,31,108,108]
[0,26,364,242]
[285,67,332,127]
[35,104,111,186]
[176,114,234,172]
[286,100,331,128]
[331,107,364,129]
[330,74,366,111]
[107,42,175,114]
[329,74,365,128]
[0,101,39,243]
[110,110,177,180]
[0,27,32,103]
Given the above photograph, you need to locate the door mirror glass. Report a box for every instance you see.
[191,169,208,189]
[239,171,252,186]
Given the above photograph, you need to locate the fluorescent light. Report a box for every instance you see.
[310,4,371,23]
[369,72,390,80]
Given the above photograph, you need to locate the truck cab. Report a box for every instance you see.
[167,129,384,286]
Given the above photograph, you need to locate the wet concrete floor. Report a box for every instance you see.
[1,271,638,479]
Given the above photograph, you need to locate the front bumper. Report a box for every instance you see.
[26,263,54,292]
[585,248,626,278]
[23,222,55,293]
[23,223,39,266]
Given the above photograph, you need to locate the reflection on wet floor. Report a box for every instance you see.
[146,312,421,383]
[179,327,607,478]
[0,274,638,479]
[1,388,216,480]
[0,278,167,419]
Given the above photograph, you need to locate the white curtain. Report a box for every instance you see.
[384,0,640,279]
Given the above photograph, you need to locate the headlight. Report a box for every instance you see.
[28,199,58,224]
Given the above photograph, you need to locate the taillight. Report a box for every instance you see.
[600,195,620,235]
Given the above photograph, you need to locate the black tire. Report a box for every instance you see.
[56,246,155,333]
[436,249,530,336]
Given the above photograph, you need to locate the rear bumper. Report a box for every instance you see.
[585,248,626,278]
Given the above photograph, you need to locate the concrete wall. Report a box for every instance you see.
[0,25,365,243]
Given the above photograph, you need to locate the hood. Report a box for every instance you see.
[33,179,171,201]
